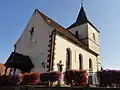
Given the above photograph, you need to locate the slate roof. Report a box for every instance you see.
[35,8,99,56]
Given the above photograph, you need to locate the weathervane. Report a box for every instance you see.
[81,0,84,6]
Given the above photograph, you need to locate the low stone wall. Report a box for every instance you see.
[0,86,120,90]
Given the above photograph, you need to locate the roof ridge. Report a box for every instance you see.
[35,9,83,39]
[35,9,66,29]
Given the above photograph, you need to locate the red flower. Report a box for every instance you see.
[64,69,87,86]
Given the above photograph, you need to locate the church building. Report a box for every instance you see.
[5,6,101,85]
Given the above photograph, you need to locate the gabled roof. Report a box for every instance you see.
[67,6,99,32]
[35,9,82,45]
[35,9,99,56]
[5,52,34,73]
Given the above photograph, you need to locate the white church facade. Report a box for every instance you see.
[5,6,101,85]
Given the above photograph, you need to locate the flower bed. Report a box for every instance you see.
[8,74,22,85]
[40,71,61,86]
[0,75,9,86]
[0,71,61,86]
[97,70,120,87]
[0,74,22,86]
[22,72,40,85]
[64,70,87,86]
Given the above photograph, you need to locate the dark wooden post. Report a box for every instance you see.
[8,68,12,76]
[13,68,16,75]
[4,68,8,75]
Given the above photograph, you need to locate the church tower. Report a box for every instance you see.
[68,6,100,55]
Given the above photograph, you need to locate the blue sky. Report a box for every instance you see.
[0,0,120,69]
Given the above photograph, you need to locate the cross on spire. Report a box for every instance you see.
[81,0,84,6]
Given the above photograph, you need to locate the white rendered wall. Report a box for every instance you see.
[15,11,54,73]
[87,23,100,54]
[53,34,99,84]
[53,34,98,72]
[69,24,88,46]
[69,23,88,39]
[69,23,100,54]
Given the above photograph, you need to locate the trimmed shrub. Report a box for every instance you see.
[8,74,22,85]
[40,71,61,84]
[22,72,40,85]
[0,75,9,86]
[64,69,87,86]
[0,74,22,86]
[97,70,120,87]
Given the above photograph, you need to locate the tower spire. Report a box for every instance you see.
[67,2,88,29]
[67,0,99,32]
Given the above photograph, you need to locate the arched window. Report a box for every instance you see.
[75,31,79,37]
[79,54,83,70]
[93,33,96,41]
[66,48,71,70]
[29,27,34,40]
[89,59,93,71]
